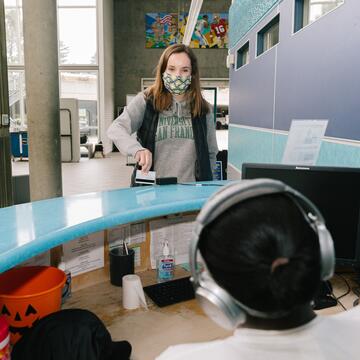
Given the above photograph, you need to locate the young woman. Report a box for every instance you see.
[107,44,218,185]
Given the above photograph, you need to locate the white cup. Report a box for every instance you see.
[122,274,148,310]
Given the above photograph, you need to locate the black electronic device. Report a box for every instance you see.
[156,177,177,185]
[143,277,195,307]
[313,281,337,310]
[313,295,338,310]
[242,163,360,267]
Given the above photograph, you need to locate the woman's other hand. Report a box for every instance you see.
[135,149,152,174]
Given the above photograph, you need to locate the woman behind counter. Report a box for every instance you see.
[107,44,218,185]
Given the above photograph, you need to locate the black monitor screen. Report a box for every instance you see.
[242,163,360,266]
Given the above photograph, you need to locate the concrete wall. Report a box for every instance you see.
[113,0,231,109]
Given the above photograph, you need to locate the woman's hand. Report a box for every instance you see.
[135,149,153,174]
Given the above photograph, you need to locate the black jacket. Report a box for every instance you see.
[131,98,213,186]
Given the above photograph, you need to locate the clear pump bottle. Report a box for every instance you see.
[157,241,175,282]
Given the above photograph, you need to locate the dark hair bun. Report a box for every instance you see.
[199,193,321,314]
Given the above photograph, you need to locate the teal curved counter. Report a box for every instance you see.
[0,182,226,273]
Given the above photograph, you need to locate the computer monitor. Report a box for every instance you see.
[242,163,360,267]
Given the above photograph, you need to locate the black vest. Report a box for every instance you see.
[131,99,213,186]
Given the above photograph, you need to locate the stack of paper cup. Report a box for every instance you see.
[122,275,147,310]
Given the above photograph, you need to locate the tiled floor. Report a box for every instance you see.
[11,129,239,197]
[12,152,134,196]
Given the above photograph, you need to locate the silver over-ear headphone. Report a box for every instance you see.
[190,179,335,330]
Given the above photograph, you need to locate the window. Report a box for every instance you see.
[294,0,344,32]
[58,7,97,65]
[236,42,249,69]
[58,0,96,5]
[5,0,23,65]
[5,0,25,133]
[8,71,26,131]
[58,0,99,142]
[4,0,99,141]
[59,71,98,139]
[257,14,280,56]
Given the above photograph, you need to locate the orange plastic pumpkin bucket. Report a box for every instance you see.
[0,266,66,345]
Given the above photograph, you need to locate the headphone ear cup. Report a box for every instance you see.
[195,273,246,330]
[317,225,335,280]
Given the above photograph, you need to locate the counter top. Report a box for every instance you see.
[63,268,232,360]
[0,182,226,273]
[62,269,355,360]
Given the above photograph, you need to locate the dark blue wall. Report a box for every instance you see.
[230,39,276,129]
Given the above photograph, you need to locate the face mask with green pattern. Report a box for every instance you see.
[162,72,192,95]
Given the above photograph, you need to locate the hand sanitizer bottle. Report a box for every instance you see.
[157,241,175,282]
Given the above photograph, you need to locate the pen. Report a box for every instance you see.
[124,241,129,255]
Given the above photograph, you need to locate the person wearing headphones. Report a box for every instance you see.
[156,179,360,359]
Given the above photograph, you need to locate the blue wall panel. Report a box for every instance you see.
[230,49,276,129]
[229,126,360,172]
[274,0,360,140]
[229,5,280,128]
[228,126,274,166]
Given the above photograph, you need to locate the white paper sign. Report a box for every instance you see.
[129,222,147,245]
[132,246,141,267]
[63,231,104,276]
[108,224,129,249]
[282,120,328,166]
[108,222,146,250]
[149,215,196,269]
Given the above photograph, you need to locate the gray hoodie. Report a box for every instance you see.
[107,92,218,182]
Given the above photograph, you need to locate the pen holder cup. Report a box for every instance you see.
[109,247,135,287]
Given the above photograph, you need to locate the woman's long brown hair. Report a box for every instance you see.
[145,44,209,118]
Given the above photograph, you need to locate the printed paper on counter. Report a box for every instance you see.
[63,231,104,276]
